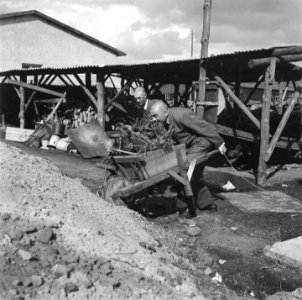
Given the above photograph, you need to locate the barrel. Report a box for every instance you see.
[48,135,60,148]
[52,122,65,137]
[56,139,71,151]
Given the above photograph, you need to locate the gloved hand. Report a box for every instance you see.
[218,142,227,155]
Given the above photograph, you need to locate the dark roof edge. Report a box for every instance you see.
[0,10,126,57]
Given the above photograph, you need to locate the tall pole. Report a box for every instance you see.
[191,29,194,57]
[257,58,276,185]
[196,0,212,118]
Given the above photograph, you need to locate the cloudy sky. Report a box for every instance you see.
[1,0,302,62]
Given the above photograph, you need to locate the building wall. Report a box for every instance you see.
[0,18,120,71]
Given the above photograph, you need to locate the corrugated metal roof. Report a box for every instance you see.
[0,46,301,83]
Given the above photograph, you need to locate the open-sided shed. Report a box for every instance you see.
[0,45,301,184]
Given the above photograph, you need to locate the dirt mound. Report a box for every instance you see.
[0,141,205,299]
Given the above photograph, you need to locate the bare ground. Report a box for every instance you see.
[1,139,302,300]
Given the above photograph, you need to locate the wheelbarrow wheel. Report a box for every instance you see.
[99,176,131,207]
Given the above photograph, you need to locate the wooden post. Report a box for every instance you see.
[266,85,302,161]
[174,83,179,106]
[19,75,26,128]
[196,0,212,118]
[85,73,91,88]
[96,73,105,131]
[257,58,276,185]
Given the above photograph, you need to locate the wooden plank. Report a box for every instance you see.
[217,124,301,150]
[6,79,65,98]
[214,75,261,130]
[167,170,186,185]
[266,88,301,161]
[257,58,276,185]
[5,127,34,142]
[34,98,61,104]
[117,172,171,197]
[113,156,145,163]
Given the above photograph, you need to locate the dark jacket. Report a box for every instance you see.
[167,107,224,154]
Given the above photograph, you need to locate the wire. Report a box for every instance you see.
[223,153,265,192]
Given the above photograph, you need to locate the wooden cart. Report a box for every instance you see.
[103,144,219,209]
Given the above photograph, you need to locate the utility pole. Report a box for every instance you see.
[191,29,194,57]
[196,0,212,117]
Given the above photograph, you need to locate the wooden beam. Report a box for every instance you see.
[45,93,66,122]
[214,75,261,130]
[243,74,264,105]
[19,76,26,129]
[58,74,70,86]
[80,85,98,108]
[85,73,91,87]
[73,73,85,86]
[6,79,65,98]
[96,74,105,131]
[266,86,301,161]
[105,73,139,110]
[41,74,53,85]
[197,0,212,118]
[257,58,276,185]
[249,54,302,68]
[13,86,21,99]
[217,124,301,151]
[272,46,302,56]
[47,75,57,86]
[64,74,76,86]
[24,91,37,112]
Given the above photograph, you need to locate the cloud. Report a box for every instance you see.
[1,0,301,61]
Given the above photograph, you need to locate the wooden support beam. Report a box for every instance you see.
[174,83,179,106]
[57,75,69,86]
[80,85,98,108]
[73,73,85,86]
[266,85,302,161]
[13,86,21,99]
[243,74,264,105]
[41,74,53,85]
[197,0,212,118]
[272,46,302,56]
[45,93,66,122]
[64,74,76,86]
[257,58,276,185]
[96,74,105,131]
[6,79,65,98]
[85,73,91,87]
[105,73,139,110]
[249,54,302,68]
[214,75,261,129]
[19,75,26,129]
[47,75,57,86]
[1,76,8,83]
[24,91,37,112]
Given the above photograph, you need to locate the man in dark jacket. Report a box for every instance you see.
[150,101,227,215]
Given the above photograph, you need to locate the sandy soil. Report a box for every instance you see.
[1,140,302,300]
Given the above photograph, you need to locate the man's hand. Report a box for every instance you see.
[218,143,227,155]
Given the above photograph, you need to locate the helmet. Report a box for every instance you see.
[134,87,146,98]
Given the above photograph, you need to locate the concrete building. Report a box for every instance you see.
[0,10,126,71]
